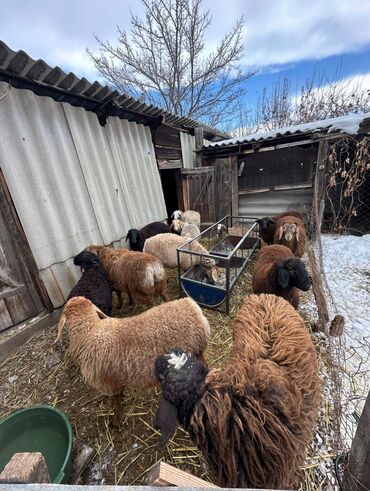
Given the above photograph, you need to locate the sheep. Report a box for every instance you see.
[67,250,113,316]
[273,214,307,258]
[154,293,321,489]
[215,223,258,250]
[85,244,169,308]
[143,233,215,271]
[256,216,275,245]
[257,211,305,245]
[125,221,171,252]
[171,220,200,239]
[171,210,201,228]
[252,244,311,308]
[187,264,226,286]
[55,296,210,426]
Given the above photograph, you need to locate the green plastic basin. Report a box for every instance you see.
[0,405,73,484]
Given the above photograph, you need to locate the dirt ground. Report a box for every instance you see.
[0,264,337,488]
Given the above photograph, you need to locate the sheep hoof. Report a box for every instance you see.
[111,415,122,427]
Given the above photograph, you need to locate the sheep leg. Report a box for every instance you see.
[127,291,134,306]
[197,351,208,368]
[115,290,123,310]
[160,292,170,302]
[111,394,123,427]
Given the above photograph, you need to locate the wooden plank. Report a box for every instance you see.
[5,293,35,325]
[0,170,51,311]
[344,390,370,490]
[157,159,183,169]
[311,141,329,241]
[155,145,182,160]
[0,485,288,490]
[146,462,218,488]
[0,307,62,363]
[230,155,239,222]
[0,299,13,332]
[153,124,182,147]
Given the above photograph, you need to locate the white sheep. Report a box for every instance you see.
[143,233,215,271]
[171,210,201,228]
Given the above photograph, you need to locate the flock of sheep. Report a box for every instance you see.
[56,209,320,489]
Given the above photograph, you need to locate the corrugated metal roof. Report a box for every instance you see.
[204,113,370,148]
[0,40,230,140]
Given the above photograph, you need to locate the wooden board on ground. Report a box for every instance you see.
[146,461,218,488]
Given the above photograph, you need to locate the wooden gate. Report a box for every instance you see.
[181,167,214,224]
[0,172,45,331]
[214,156,238,221]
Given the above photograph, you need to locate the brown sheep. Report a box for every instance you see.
[55,296,210,426]
[257,211,304,245]
[273,214,307,257]
[154,294,321,488]
[85,244,168,308]
[252,244,311,308]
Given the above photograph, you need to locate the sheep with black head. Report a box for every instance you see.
[154,294,320,489]
[125,221,171,251]
[67,250,113,315]
[252,244,311,308]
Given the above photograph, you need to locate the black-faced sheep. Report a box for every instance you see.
[252,244,311,308]
[154,293,321,489]
[273,214,307,258]
[257,211,304,245]
[126,221,171,252]
[85,244,169,308]
[143,233,215,271]
[67,250,113,315]
[55,296,210,426]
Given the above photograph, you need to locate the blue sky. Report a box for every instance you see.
[1,0,369,115]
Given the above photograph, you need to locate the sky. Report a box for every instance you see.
[1,0,370,117]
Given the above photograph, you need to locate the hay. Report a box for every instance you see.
[0,259,336,488]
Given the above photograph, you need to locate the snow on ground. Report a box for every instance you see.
[307,234,370,447]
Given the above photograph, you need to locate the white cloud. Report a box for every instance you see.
[204,0,370,67]
[1,0,370,80]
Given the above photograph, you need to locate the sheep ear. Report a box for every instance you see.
[296,226,300,242]
[278,225,284,240]
[125,234,129,242]
[154,397,178,448]
[54,313,67,344]
[278,265,290,288]
[93,304,108,319]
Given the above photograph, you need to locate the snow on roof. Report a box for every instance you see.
[205,112,370,148]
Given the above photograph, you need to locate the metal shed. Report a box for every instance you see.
[0,40,226,330]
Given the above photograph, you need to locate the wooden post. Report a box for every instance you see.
[194,127,204,168]
[230,155,239,224]
[343,390,370,491]
[311,141,329,241]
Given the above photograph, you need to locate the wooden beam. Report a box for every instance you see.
[344,390,370,491]
[146,462,218,488]
[311,141,329,241]
[194,127,204,168]
[230,155,239,224]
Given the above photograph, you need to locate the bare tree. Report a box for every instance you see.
[88,0,253,127]
[231,68,370,136]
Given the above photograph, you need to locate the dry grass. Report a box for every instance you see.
[0,262,338,488]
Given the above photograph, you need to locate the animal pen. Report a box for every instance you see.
[178,216,260,313]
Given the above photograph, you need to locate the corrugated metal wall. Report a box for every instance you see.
[180,132,196,168]
[0,82,167,308]
[239,187,313,217]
